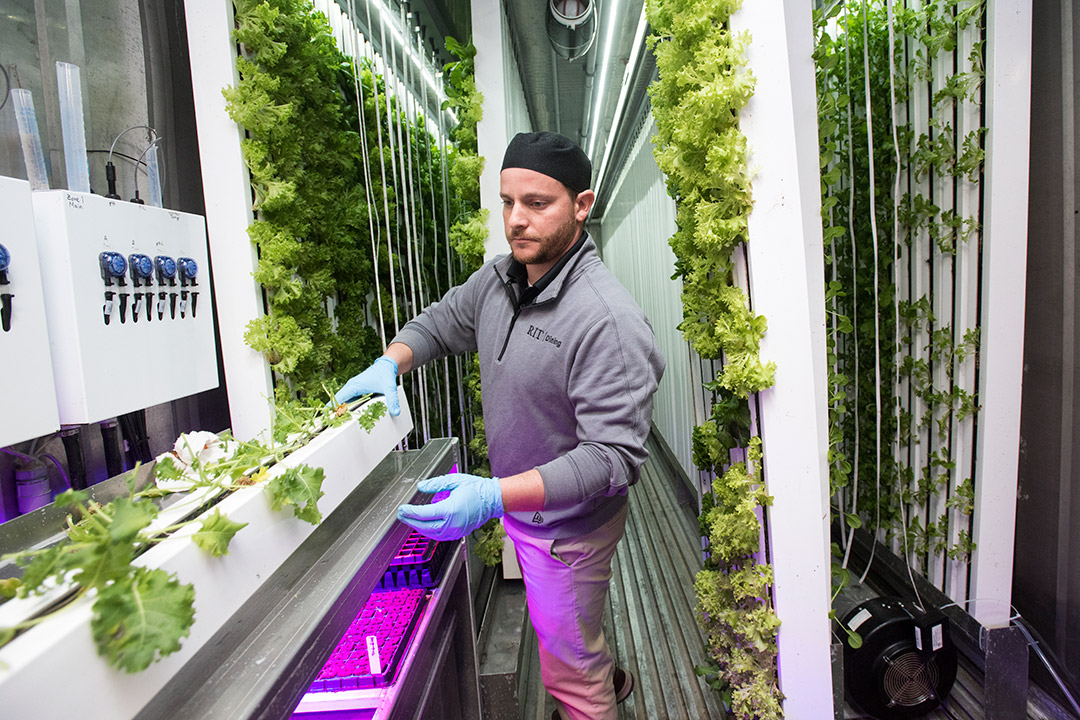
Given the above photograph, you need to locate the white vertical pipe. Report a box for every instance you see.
[946,9,985,603]
[970,0,1033,628]
[731,0,833,713]
[184,0,273,440]
[473,0,511,260]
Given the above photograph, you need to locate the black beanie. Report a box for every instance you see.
[501,131,592,193]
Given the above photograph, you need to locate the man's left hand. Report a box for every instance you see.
[397,473,504,541]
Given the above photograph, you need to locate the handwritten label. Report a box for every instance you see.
[366,635,382,675]
[66,194,83,210]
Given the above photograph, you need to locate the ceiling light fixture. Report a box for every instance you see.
[586,0,622,160]
[330,0,448,115]
[592,3,647,195]
[547,0,598,61]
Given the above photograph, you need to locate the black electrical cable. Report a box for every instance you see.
[87,149,148,168]
[0,63,10,114]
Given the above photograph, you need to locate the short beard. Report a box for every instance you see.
[510,210,580,266]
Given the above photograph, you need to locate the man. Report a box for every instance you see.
[335,131,664,720]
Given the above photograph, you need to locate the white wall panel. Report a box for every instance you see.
[598,117,697,484]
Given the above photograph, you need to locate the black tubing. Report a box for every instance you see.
[99,419,124,478]
[60,426,87,490]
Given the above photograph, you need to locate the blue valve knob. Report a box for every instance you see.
[0,243,10,273]
[155,255,176,282]
[128,253,153,281]
[178,257,198,282]
[99,252,127,285]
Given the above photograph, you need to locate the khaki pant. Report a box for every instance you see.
[505,503,629,720]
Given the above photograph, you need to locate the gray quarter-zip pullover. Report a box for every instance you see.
[391,233,665,539]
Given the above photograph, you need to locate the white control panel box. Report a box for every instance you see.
[31,191,218,425]
[0,177,61,447]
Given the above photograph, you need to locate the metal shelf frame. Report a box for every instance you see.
[135,437,480,720]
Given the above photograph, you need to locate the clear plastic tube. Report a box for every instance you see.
[144,142,162,207]
[11,89,49,190]
[55,61,90,193]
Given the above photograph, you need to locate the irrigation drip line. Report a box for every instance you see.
[856,0,884,587]
[418,37,454,442]
[884,0,924,612]
[387,5,428,442]
[346,0,386,350]
[435,71,471,469]
[841,0,861,571]
[402,8,433,442]
[367,0,400,341]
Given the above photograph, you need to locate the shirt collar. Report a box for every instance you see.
[504,230,590,308]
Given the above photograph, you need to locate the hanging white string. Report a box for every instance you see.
[884,0,924,610]
[418,37,454,441]
[392,4,429,441]
[857,0,884,586]
[368,0,401,338]
[841,0,862,569]
[346,0,387,350]
[435,64,470,465]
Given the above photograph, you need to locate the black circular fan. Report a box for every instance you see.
[840,596,958,720]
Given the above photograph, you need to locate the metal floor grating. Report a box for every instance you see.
[514,433,1072,719]
[519,434,727,719]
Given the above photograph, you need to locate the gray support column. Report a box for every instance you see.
[983,625,1030,720]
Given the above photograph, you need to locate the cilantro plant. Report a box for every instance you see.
[814,0,985,589]
[0,400,386,673]
[648,0,782,715]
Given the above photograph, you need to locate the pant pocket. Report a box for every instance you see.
[550,537,581,567]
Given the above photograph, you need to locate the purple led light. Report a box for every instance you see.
[309,588,428,692]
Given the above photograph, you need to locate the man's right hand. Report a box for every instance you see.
[333,356,400,415]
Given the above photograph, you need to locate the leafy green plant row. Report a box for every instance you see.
[224,0,488,477]
[0,400,386,673]
[814,0,986,592]
[648,0,782,716]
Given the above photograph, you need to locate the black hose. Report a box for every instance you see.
[118,413,138,468]
[99,419,124,478]
[60,426,87,490]
[135,409,152,462]
[119,410,153,465]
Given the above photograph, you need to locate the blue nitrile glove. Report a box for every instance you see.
[333,356,400,415]
[397,473,504,541]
